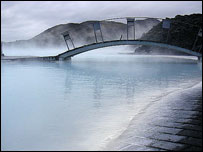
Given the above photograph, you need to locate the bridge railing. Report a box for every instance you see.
[61,17,202,54]
[61,17,162,49]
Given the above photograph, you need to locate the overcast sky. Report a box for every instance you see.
[1,1,202,42]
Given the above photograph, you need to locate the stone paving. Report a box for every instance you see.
[105,82,202,151]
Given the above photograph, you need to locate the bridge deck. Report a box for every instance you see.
[57,40,202,60]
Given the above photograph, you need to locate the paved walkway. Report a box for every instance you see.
[105,82,202,151]
[1,56,55,61]
[1,56,39,61]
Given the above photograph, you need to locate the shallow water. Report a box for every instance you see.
[1,48,202,150]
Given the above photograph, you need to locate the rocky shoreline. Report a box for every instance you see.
[104,82,202,151]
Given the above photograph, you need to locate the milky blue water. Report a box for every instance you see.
[1,49,202,150]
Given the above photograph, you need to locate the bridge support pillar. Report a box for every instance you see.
[58,57,71,61]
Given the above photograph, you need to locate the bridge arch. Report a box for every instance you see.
[57,40,202,60]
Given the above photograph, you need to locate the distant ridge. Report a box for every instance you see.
[3,18,160,50]
[135,14,202,55]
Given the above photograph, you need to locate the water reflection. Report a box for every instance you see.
[1,55,202,151]
[47,57,202,107]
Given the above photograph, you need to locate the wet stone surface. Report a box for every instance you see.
[105,83,202,151]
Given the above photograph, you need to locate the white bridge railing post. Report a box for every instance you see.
[93,21,104,43]
[62,31,75,51]
[127,18,135,40]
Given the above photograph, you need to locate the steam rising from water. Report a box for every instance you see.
[1,47,202,151]
[2,45,199,64]
[2,46,66,57]
[2,45,134,57]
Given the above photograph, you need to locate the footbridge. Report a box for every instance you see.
[56,40,202,60]
[50,17,202,61]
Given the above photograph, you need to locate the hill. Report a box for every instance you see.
[3,18,160,51]
[135,14,202,55]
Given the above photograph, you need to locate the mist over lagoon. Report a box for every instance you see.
[1,47,202,150]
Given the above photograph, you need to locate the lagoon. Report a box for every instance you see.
[1,48,202,150]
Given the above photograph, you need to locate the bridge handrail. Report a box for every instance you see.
[59,16,202,59]
[101,17,163,21]
[60,17,163,37]
[60,16,201,45]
